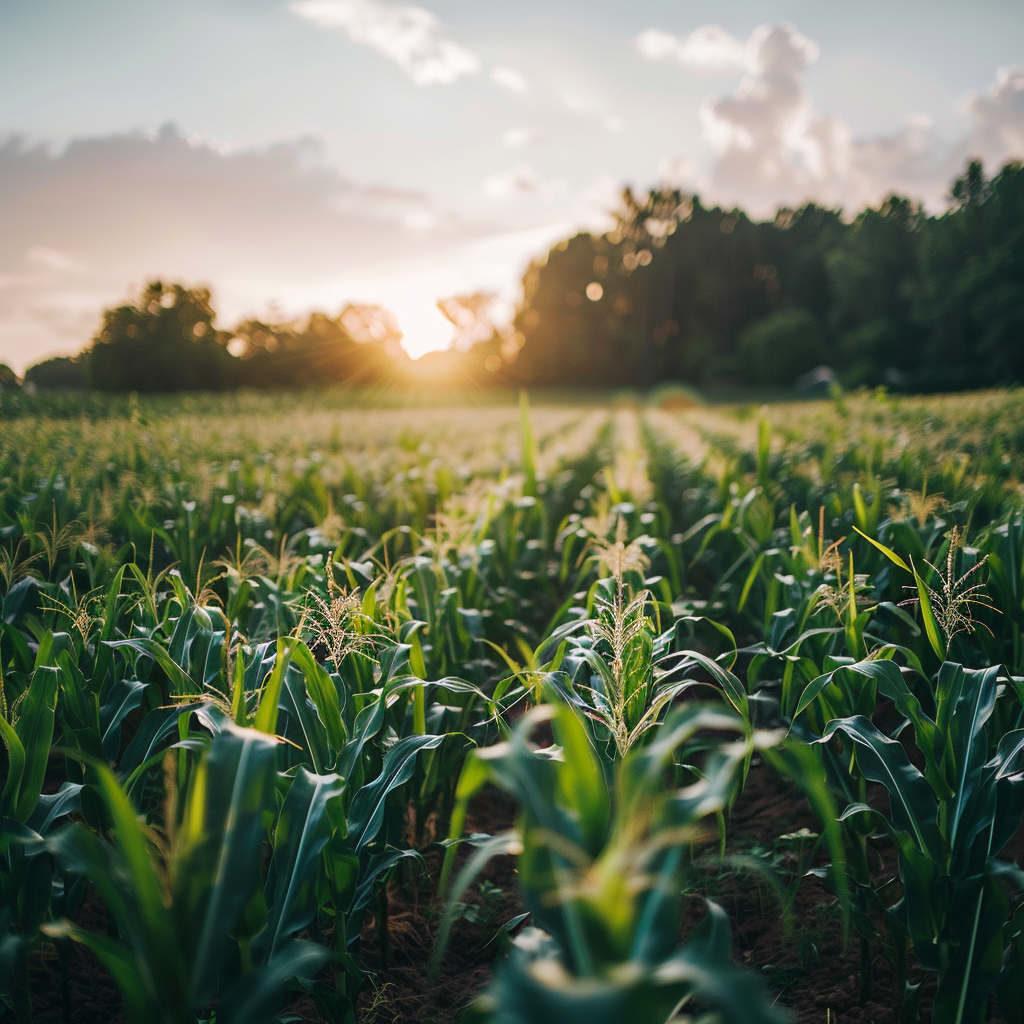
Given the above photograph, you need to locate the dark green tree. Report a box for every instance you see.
[740,308,827,385]
[826,195,922,387]
[508,160,1024,392]
[87,281,237,392]
[23,356,88,390]
[913,160,1024,389]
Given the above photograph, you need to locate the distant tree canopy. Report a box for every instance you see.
[229,304,405,388]
[62,283,414,392]
[501,159,1024,392]
[88,282,235,392]
[21,158,1024,394]
[23,356,88,390]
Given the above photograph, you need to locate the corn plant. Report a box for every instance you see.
[813,661,1024,1022]
[0,633,84,1022]
[44,725,328,1024]
[437,701,787,1024]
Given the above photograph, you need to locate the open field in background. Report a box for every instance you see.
[6,387,1024,1024]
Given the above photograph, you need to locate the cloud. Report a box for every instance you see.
[481,162,552,201]
[559,92,625,134]
[502,127,547,148]
[962,65,1024,169]
[696,23,846,214]
[27,247,87,273]
[0,124,485,371]
[490,66,530,94]
[635,25,746,75]
[288,0,480,86]
[657,155,698,189]
[648,23,1024,217]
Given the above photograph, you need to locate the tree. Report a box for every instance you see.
[825,195,922,386]
[87,281,237,392]
[740,309,827,386]
[229,305,405,388]
[913,160,1024,389]
[23,356,88,390]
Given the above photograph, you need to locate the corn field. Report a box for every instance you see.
[5,387,1024,1024]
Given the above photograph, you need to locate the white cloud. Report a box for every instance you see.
[572,175,622,234]
[490,66,530,94]
[558,91,625,134]
[481,162,552,201]
[962,65,1024,169]
[657,154,698,189]
[27,247,87,273]
[288,0,480,86]
[697,23,847,214]
[502,127,547,148]
[648,23,1024,217]
[636,24,746,75]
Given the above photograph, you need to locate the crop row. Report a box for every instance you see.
[4,390,1024,1023]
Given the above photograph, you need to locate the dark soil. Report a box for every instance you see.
[353,786,523,1024]
[712,760,904,1024]
[27,890,127,1024]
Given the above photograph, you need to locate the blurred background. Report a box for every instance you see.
[2,0,1022,394]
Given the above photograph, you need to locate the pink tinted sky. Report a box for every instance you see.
[1,0,1022,370]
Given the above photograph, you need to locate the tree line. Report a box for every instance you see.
[503,159,1024,392]
[17,158,1024,394]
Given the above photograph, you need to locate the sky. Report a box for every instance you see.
[1,0,1023,371]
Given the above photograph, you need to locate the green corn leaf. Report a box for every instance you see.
[552,704,611,855]
[107,637,201,697]
[253,637,295,736]
[946,664,999,851]
[289,640,347,757]
[281,668,330,775]
[25,781,82,836]
[99,677,147,761]
[257,769,345,962]
[93,762,178,957]
[231,645,247,724]
[756,414,770,490]
[819,716,943,859]
[852,482,868,531]
[347,732,445,855]
[932,871,1008,1024]
[666,650,749,722]
[0,714,26,820]
[12,666,59,823]
[43,920,172,1024]
[439,751,492,897]
[432,831,522,983]
[765,741,850,936]
[852,525,911,573]
[520,390,538,497]
[119,705,196,790]
[909,556,946,661]
[218,941,331,1024]
[737,552,765,613]
[176,724,280,1005]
